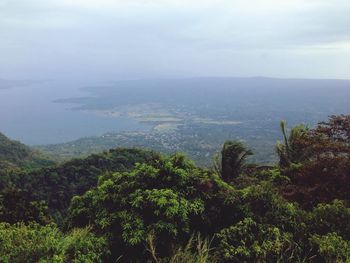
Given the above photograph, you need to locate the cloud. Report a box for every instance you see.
[0,0,349,79]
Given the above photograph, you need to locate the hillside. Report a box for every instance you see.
[0,147,159,223]
[0,132,54,170]
[1,115,350,262]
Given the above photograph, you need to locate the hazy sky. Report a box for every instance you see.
[1,0,350,80]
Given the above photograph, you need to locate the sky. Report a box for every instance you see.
[1,0,350,81]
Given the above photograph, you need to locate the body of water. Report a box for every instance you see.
[0,80,149,145]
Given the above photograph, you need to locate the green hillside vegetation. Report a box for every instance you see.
[0,222,108,263]
[1,115,350,262]
[0,148,159,224]
[0,132,54,170]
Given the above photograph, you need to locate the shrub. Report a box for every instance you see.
[309,200,350,240]
[216,218,293,262]
[310,232,350,262]
[0,222,108,263]
[67,154,216,260]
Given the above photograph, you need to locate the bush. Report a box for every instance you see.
[309,200,350,240]
[216,218,293,262]
[310,232,350,262]
[0,222,108,263]
[67,154,216,259]
[240,181,306,234]
[146,233,216,263]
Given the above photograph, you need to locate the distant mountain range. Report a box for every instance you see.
[0,79,35,90]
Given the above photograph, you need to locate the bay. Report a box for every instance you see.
[0,80,149,145]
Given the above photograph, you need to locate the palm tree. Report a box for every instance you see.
[276,121,308,167]
[215,141,253,183]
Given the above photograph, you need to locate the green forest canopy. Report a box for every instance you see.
[0,115,350,262]
[0,132,54,170]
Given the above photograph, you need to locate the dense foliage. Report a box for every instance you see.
[0,132,54,170]
[0,223,108,263]
[0,148,159,223]
[278,115,350,208]
[0,115,350,262]
[68,154,211,260]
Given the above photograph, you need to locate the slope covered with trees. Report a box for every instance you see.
[0,132,54,170]
[1,115,350,262]
[0,148,159,224]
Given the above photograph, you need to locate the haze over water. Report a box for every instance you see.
[0,80,149,145]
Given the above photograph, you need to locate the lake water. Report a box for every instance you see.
[0,80,149,145]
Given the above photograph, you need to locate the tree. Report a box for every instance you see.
[0,148,159,224]
[218,141,253,183]
[0,187,51,224]
[276,121,309,167]
[67,154,214,261]
[281,115,350,208]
